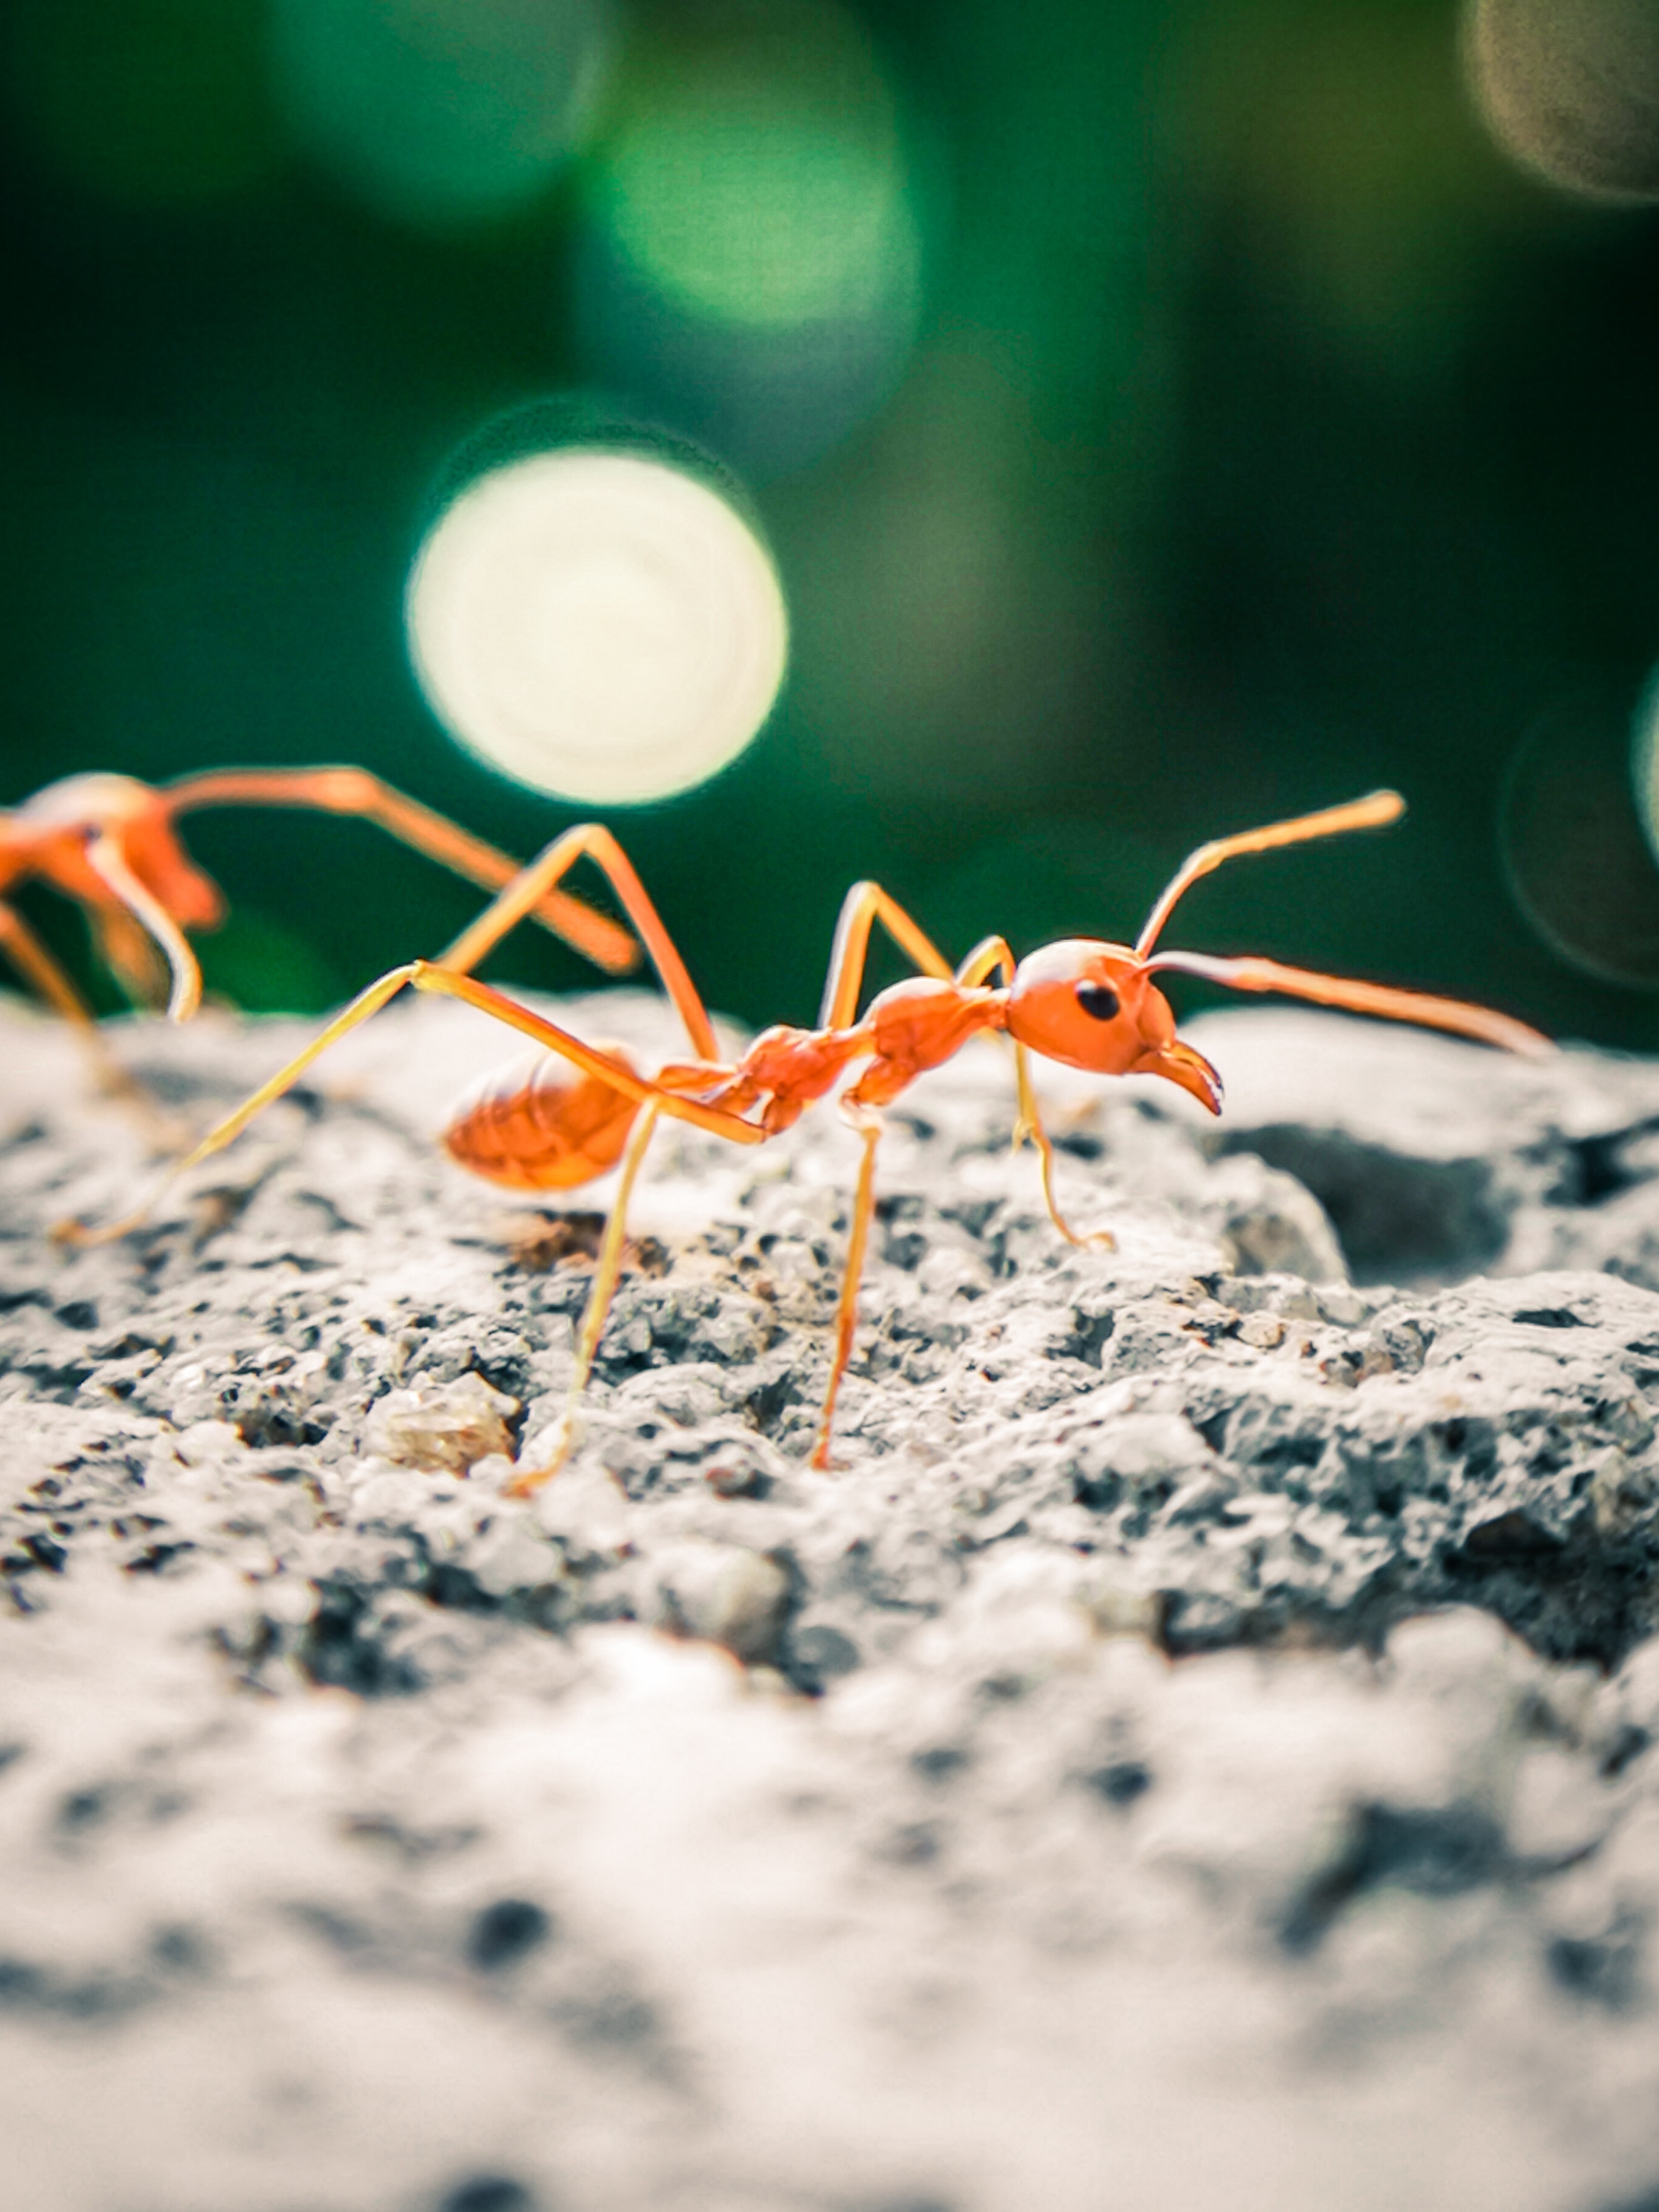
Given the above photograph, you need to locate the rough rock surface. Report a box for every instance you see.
[4,993,1659,2212]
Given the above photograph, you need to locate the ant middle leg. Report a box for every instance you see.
[818,882,955,1032]
[812,1104,884,1470]
[953,933,1115,1251]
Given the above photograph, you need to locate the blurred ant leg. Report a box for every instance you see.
[1134,790,1406,958]
[812,1107,884,1471]
[0,900,163,1120]
[819,883,955,1031]
[952,933,1115,1249]
[162,767,638,977]
[56,963,423,1246]
[0,900,100,1030]
[84,835,202,1021]
[438,826,720,1060]
[56,960,765,1247]
[1142,950,1551,1056]
[506,1100,663,1497]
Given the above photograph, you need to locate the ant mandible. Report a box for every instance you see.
[61,789,1550,1475]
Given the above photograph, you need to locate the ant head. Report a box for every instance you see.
[1004,939,1222,1114]
[19,773,224,929]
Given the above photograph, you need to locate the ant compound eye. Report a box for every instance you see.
[1074,981,1120,1021]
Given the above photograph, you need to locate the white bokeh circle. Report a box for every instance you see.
[406,448,789,803]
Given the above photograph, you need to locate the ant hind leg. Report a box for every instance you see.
[0,900,184,1147]
[54,960,763,1248]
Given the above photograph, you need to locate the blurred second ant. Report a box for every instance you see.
[0,764,639,1115]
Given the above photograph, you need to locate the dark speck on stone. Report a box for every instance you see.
[0,1958,43,2005]
[436,2178,538,2212]
[1602,1725,1652,1779]
[1283,1801,1506,1953]
[792,1624,859,1680]
[1548,1930,1641,2010]
[467,1899,553,1972]
[1085,1758,1153,1806]
[56,1785,112,1833]
[911,1743,970,1781]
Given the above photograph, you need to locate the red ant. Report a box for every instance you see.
[1,766,638,1100]
[61,790,1550,1475]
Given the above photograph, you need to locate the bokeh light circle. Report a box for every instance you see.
[1627,662,1659,869]
[596,27,917,331]
[406,445,789,805]
[271,0,613,230]
[1464,0,1659,202]
[574,0,927,475]
[1500,690,1659,987]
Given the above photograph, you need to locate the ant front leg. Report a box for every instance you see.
[954,933,1115,1252]
[1010,1045,1116,1252]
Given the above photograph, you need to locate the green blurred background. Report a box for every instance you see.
[5,0,1659,1045]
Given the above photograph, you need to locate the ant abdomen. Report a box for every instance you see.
[443,1045,642,1191]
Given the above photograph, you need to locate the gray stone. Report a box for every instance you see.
[3,993,1659,2210]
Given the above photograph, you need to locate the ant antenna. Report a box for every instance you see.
[1133,789,1405,961]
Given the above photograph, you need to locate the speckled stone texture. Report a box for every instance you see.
[4,993,1659,2212]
